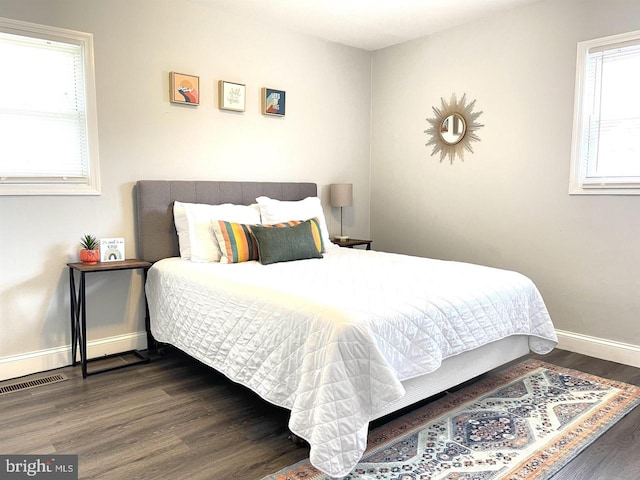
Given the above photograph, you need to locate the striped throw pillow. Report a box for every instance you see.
[212,220,259,264]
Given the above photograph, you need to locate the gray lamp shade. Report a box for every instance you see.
[330,183,353,207]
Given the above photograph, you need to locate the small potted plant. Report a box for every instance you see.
[79,234,100,265]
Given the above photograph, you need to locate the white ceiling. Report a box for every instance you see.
[189,0,541,51]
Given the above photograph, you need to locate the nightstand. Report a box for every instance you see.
[331,238,372,250]
[67,259,152,378]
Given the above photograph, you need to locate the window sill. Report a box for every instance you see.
[569,185,640,196]
[0,183,101,196]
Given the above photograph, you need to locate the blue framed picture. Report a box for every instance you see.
[261,87,286,116]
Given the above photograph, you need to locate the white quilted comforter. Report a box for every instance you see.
[146,248,557,477]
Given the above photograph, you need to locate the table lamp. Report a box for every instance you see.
[330,183,353,241]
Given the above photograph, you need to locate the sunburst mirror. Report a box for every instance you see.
[425,93,484,164]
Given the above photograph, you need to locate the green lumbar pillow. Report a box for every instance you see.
[251,220,323,265]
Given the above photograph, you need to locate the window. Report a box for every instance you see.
[0,17,100,195]
[569,30,640,195]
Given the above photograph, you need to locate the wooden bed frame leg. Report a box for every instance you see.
[288,432,308,447]
[144,323,166,357]
[143,284,166,357]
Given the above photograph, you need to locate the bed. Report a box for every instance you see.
[135,180,557,478]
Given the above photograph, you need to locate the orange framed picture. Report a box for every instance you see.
[170,72,199,106]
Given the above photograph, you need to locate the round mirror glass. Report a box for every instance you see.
[439,113,466,145]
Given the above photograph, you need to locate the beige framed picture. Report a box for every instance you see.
[169,72,199,105]
[218,80,246,112]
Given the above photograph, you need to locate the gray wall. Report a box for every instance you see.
[0,0,372,379]
[2,0,638,380]
[371,0,640,359]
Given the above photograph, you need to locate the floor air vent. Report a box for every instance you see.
[0,373,68,395]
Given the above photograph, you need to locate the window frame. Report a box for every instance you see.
[569,29,640,196]
[0,16,100,196]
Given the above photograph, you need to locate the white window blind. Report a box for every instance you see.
[570,30,640,195]
[0,17,100,195]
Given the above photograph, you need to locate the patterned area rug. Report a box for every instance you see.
[263,359,640,480]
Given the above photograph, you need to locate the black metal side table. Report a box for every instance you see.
[67,259,152,378]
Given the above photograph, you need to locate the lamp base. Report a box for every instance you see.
[334,235,350,242]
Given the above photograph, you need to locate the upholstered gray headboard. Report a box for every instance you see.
[135,180,317,262]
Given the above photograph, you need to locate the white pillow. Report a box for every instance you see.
[176,201,261,262]
[173,201,192,259]
[256,196,334,251]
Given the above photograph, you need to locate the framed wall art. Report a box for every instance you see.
[169,72,199,105]
[261,87,286,116]
[218,80,246,112]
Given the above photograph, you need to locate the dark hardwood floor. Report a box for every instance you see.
[1,348,638,479]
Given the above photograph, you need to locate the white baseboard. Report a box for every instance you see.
[2,329,637,382]
[555,329,640,368]
[0,332,148,382]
